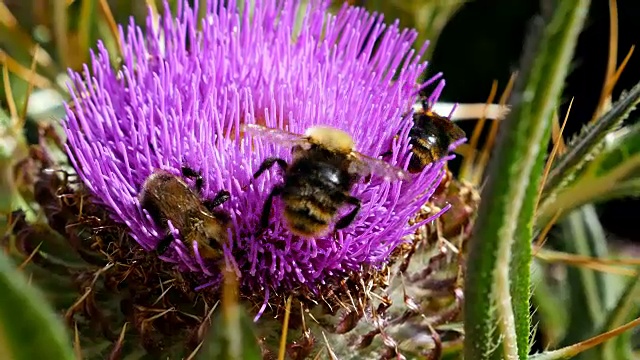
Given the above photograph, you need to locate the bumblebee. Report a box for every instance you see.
[243,124,409,238]
[405,99,466,173]
[377,99,465,173]
[139,167,231,261]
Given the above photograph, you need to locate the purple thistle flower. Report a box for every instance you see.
[63,0,450,307]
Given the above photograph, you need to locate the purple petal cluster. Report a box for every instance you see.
[63,0,449,301]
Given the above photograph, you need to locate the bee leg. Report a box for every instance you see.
[258,185,284,232]
[181,166,204,193]
[156,234,174,255]
[335,196,361,230]
[203,190,231,211]
[253,158,288,179]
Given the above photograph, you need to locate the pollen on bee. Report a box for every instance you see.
[304,126,355,153]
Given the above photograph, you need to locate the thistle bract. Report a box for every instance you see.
[63,0,448,305]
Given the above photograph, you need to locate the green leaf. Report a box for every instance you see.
[463,1,590,359]
[556,205,622,360]
[77,0,98,66]
[598,270,640,360]
[537,121,640,227]
[541,82,640,200]
[0,247,75,360]
[531,260,568,347]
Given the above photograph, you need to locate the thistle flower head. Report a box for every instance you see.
[63,0,449,305]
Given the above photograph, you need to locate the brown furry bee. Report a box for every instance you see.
[243,124,409,238]
[139,167,231,260]
[405,100,466,173]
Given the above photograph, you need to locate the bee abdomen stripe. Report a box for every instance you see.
[285,207,330,225]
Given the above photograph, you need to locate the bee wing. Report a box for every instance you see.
[241,124,310,149]
[349,152,410,181]
[428,114,467,141]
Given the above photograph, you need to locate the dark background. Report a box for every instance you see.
[429,0,640,243]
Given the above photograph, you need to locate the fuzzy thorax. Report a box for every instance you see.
[304,126,355,154]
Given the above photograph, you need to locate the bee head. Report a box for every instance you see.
[304,125,354,154]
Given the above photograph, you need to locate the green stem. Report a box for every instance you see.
[463,1,590,359]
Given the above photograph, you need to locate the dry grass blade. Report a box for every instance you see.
[0,51,52,89]
[222,267,242,359]
[592,44,635,120]
[590,0,619,122]
[533,209,562,252]
[532,316,640,360]
[611,46,634,89]
[535,249,637,277]
[536,98,574,210]
[473,72,517,184]
[589,0,634,124]
[2,63,18,119]
[459,80,498,179]
[537,248,640,267]
[0,3,53,66]
[550,112,567,155]
[19,46,40,128]
[278,296,293,360]
[99,0,123,58]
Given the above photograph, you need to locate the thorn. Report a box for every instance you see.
[18,241,42,270]
[151,284,173,306]
[73,322,82,360]
[312,348,325,360]
[186,341,203,360]
[107,322,128,360]
[321,331,339,360]
[425,323,442,360]
[65,288,92,325]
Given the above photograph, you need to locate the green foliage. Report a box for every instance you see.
[197,307,262,360]
[598,270,640,360]
[537,85,640,229]
[555,206,620,359]
[541,83,640,198]
[0,247,75,360]
[463,0,590,358]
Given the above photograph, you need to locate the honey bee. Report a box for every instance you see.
[242,124,409,238]
[139,167,231,261]
[404,99,466,173]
